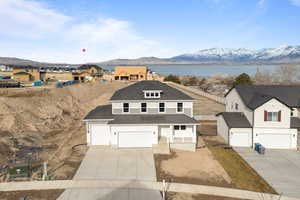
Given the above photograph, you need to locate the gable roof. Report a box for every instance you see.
[227,85,300,109]
[110,80,194,101]
[216,112,252,128]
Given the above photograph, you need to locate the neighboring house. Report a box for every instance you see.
[217,85,300,149]
[84,80,198,150]
[12,66,41,81]
[77,65,103,77]
[114,66,148,81]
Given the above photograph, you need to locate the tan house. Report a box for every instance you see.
[13,72,32,82]
[12,66,41,82]
[77,65,103,78]
[114,66,148,81]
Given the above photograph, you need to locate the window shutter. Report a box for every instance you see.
[278,110,281,122]
[264,110,267,121]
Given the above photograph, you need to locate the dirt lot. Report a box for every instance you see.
[200,122,277,194]
[167,83,225,115]
[0,190,63,200]
[0,81,128,181]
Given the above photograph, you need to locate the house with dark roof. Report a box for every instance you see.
[84,80,198,150]
[217,85,300,149]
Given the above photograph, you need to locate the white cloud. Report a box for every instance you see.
[289,0,300,6]
[0,0,71,38]
[0,0,176,63]
[258,0,266,8]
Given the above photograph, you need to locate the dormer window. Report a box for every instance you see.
[143,90,162,98]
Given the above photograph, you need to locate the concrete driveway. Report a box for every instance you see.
[235,148,300,198]
[57,147,162,200]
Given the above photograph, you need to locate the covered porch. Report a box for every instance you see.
[158,124,197,144]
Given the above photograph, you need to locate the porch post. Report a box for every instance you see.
[192,125,197,143]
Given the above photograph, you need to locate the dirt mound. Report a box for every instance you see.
[0,81,127,179]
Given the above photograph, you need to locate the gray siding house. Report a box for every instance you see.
[84,80,199,150]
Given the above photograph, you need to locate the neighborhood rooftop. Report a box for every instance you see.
[216,112,252,128]
[229,85,300,109]
[110,80,194,101]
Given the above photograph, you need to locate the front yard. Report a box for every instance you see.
[154,121,277,200]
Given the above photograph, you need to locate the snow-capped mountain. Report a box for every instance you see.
[171,45,300,63]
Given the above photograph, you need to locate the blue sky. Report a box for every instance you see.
[0,0,300,63]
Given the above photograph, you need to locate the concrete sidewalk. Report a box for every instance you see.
[235,147,300,198]
[57,147,161,200]
[0,180,299,200]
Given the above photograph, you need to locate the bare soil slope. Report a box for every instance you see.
[0,81,127,179]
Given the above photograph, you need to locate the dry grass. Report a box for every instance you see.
[0,190,64,200]
[201,122,277,194]
[166,192,249,200]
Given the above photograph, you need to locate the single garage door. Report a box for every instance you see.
[90,124,110,145]
[118,131,153,148]
[230,132,251,147]
[257,133,292,149]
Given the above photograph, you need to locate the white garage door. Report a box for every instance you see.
[90,124,110,145]
[118,131,153,148]
[230,132,251,147]
[257,134,292,149]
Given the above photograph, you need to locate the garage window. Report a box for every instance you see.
[123,103,129,113]
[264,110,281,121]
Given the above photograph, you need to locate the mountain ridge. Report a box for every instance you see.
[1,45,300,66]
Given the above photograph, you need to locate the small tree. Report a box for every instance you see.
[185,76,198,86]
[233,73,253,86]
[164,74,181,84]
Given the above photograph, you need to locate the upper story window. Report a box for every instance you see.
[264,110,281,122]
[143,90,162,98]
[141,103,147,113]
[235,103,239,110]
[159,103,165,112]
[123,103,129,113]
[177,102,183,113]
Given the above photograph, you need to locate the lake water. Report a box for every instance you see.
[101,64,280,77]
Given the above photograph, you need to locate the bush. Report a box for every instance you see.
[164,74,181,84]
[233,73,253,86]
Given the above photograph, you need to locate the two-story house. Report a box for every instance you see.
[217,85,300,149]
[84,80,198,150]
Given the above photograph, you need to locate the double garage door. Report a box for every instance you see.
[256,133,292,149]
[90,124,153,148]
[118,131,153,148]
[229,130,293,149]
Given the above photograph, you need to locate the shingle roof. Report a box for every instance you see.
[84,104,198,124]
[84,105,114,120]
[110,81,194,101]
[291,117,300,128]
[217,112,252,128]
[229,85,300,109]
[108,114,198,124]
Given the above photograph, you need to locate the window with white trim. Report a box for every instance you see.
[177,102,183,112]
[123,103,129,113]
[141,103,147,113]
[264,111,281,122]
[144,90,161,98]
[174,125,186,130]
[159,102,165,112]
